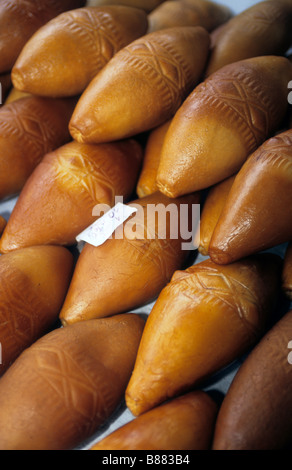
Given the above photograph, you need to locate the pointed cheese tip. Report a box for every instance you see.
[59,303,87,327]
[156,179,181,199]
[11,67,26,93]
[283,288,292,301]
[69,122,87,144]
[59,298,98,326]
[125,392,145,417]
[209,245,234,265]
[69,110,105,144]
[136,185,148,198]
[198,245,209,257]
[59,308,79,327]
[0,236,18,255]
[60,317,68,327]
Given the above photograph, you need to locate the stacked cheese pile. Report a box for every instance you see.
[0,0,291,451]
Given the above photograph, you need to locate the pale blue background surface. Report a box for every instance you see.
[213,0,263,14]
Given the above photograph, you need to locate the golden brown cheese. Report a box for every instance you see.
[12,6,148,97]
[0,0,86,73]
[0,245,73,377]
[0,314,145,450]
[0,139,143,252]
[69,26,210,143]
[0,96,77,200]
[92,391,218,450]
[206,0,292,77]
[59,190,200,325]
[125,254,281,416]
[209,128,292,264]
[156,56,292,197]
[212,310,292,450]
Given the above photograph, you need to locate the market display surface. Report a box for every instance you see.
[0,0,291,451]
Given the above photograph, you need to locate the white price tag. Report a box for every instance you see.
[76,203,137,247]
